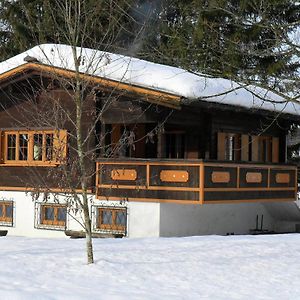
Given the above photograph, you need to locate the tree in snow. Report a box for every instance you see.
[0,0,157,264]
[0,0,300,264]
[142,0,300,86]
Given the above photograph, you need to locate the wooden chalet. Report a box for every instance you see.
[0,44,299,238]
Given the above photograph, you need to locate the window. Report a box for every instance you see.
[164,131,185,159]
[40,204,67,228]
[0,201,13,225]
[105,124,149,158]
[217,132,241,161]
[2,130,67,166]
[224,133,241,161]
[96,207,126,234]
[217,132,279,163]
[258,136,272,162]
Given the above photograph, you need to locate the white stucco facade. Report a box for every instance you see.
[0,191,66,238]
[160,202,274,236]
[1,191,300,239]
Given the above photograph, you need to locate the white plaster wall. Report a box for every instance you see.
[127,202,160,238]
[0,191,66,238]
[159,202,276,237]
[85,199,160,238]
[0,193,131,238]
[274,221,298,233]
[3,190,300,239]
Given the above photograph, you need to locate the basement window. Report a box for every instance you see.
[2,130,67,166]
[0,201,13,226]
[37,204,67,230]
[95,207,126,234]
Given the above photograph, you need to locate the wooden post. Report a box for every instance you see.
[157,124,163,159]
[99,123,106,157]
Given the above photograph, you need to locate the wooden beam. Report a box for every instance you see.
[0,63,181,109]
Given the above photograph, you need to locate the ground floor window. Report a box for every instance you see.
[95,207,127,234]
[36,203,67,230]
[0,201,13,226]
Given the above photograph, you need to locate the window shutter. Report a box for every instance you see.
[59,130,68,160]
[133,124,145,158]
[251,136,259,162]
[0,131,4,164]
[241,135,249,161]
[234,134,241,161]
[272,137,279,163]
[217,132,226,160]
[53,130,68,162]
[111,124,121,147]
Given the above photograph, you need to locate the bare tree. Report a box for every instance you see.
[0,0,158,264]
[0,0,299,265]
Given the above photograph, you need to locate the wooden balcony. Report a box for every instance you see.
[96,159,297,204]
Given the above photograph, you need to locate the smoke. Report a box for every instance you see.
[124,0,162,57]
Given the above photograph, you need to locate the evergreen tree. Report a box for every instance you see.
[142,0,300,85]
[1,0,299,86]
[0,0,146,60]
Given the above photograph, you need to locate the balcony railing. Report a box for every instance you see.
[96,159,297,204]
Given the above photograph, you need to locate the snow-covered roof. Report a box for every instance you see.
[0,43,299,117]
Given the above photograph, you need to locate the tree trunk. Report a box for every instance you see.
[82,197,94,264]
[72,45,95,264]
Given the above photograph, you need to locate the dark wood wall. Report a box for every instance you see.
[0,76,96,190]
[101,98,290,162]
[209,110,288,161]
[0,73,293,191]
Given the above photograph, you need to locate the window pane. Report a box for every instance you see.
[7,134,16,160]
[57,207,66,222]
[19,134,28,160]
[225,136,234,160]
[44,207,54,221]
[46,134,53,161]
[165,133,185,159]
[8,134,16,147]
[116,211,126,226]
[33,134,43,161]
[101,210,112,225]
[0,205,3,217]
[5,204,13,218]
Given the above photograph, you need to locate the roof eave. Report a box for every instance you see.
[0,62,182,110]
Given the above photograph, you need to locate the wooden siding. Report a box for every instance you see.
[96,160,297,204]
[0,69,294,195]
[0,87,96,190]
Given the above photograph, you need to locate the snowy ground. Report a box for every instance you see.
[1,234,300,300]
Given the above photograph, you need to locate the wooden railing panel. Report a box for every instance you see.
[97,161,202,204]
[99,164,147,187]
[269,169,295,188]
[149,165,199,188]
[96,160,297,204]
[204,166,237,188]
[202,163,297,203]
[239,168,268,188]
